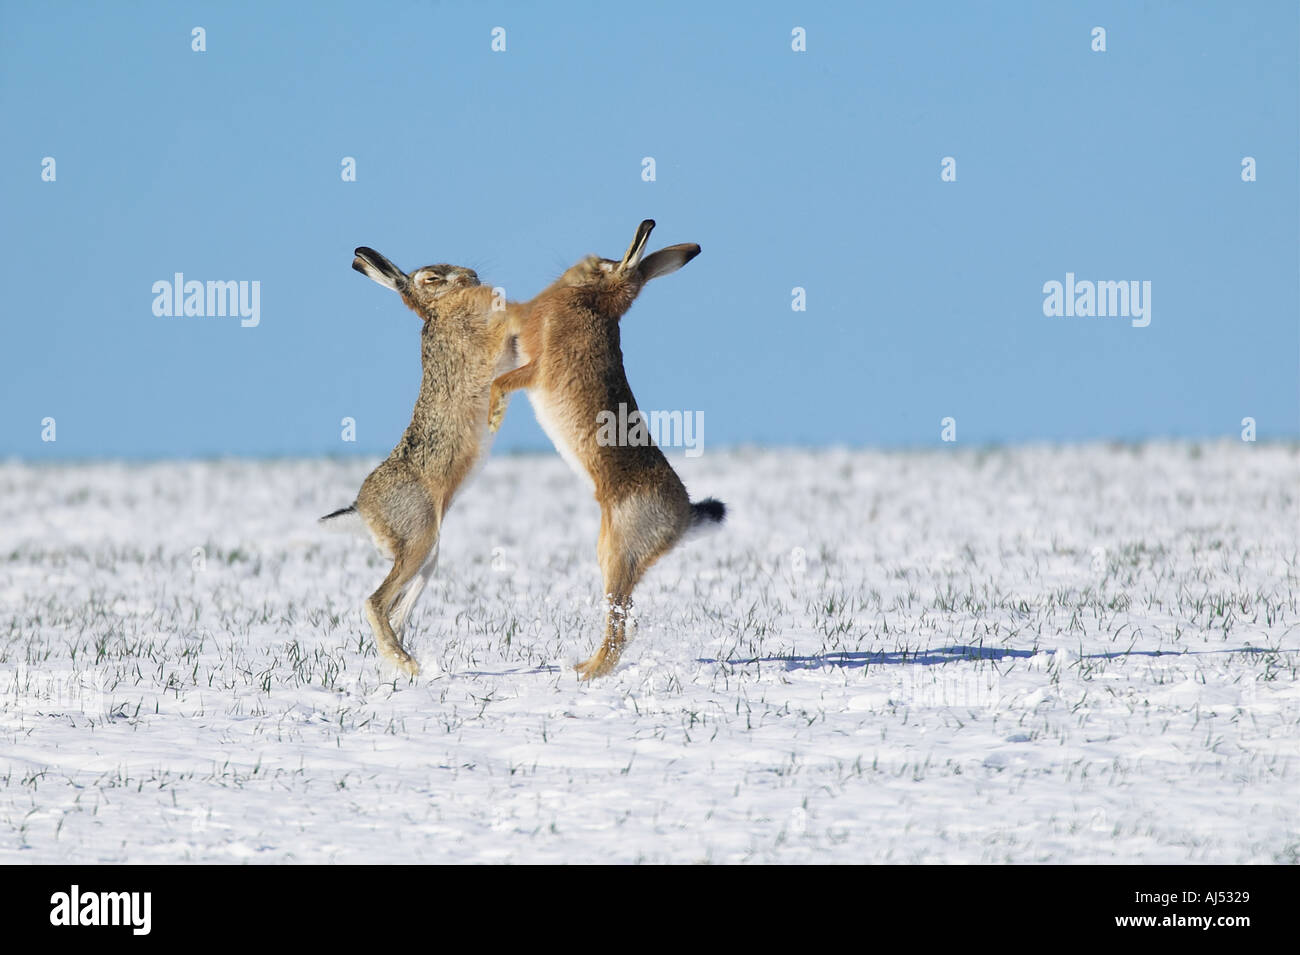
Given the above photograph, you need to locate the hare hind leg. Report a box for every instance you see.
[575,503,683,681]
[365,528,437,677]
[390,539,439,638]
[574,592,636,681]
[357,467,441,676]
[574,581,635,682]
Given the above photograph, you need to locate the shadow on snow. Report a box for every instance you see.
[700,645,1274,671]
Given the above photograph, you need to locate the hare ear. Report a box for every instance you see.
[352,247,408,293]
[617,220,656,273]
[638,243,700,282]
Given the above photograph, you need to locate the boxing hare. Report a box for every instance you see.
[321,247,515,675]
[488,220,724,679]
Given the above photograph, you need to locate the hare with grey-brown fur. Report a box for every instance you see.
[488,219,724,679]
[321,247,516,676]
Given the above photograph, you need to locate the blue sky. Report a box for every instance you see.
[1,1,1296,459]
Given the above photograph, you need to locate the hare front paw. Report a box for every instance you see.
[488,390,507,433]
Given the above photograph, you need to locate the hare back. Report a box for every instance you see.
[418,286,513,389]
[391,410,487,499]
[397,286,513,481]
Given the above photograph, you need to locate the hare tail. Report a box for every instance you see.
[683,497,726,542]
[690,498,726,526]
[319,504,363,531]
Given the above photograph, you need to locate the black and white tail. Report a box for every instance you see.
[691,497,726,526]
[684,497,726,541]
[319,504,365,534]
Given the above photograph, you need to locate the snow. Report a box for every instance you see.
[0,442,1297,863]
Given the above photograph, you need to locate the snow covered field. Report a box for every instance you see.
[1,443,1296,864]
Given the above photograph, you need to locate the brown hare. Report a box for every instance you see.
[321,247,516,676]
[488,220,724,680]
